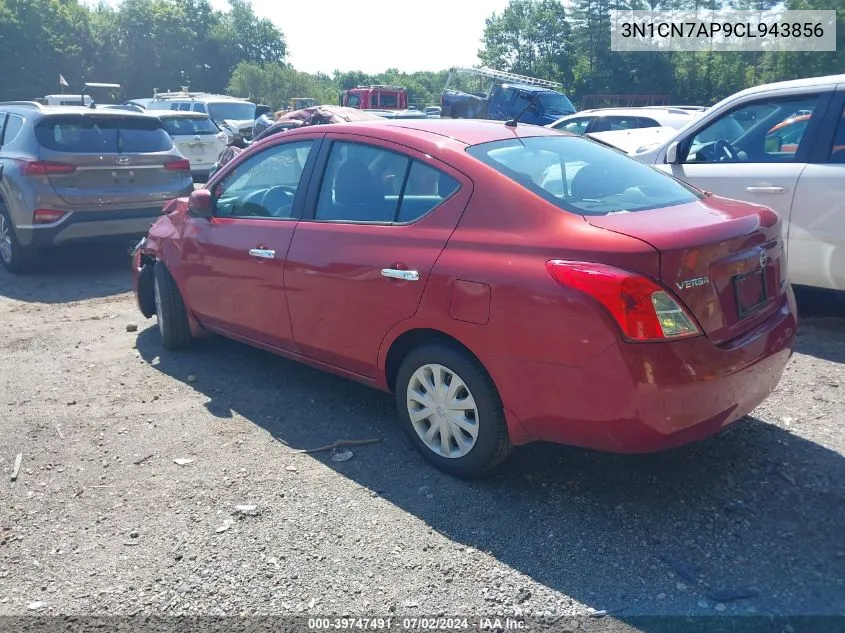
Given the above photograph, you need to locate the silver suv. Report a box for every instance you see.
[0,102,193,273]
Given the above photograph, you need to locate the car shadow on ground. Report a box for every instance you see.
[0,240,135,303]
[135,326,845,626]
[793,286,845,364]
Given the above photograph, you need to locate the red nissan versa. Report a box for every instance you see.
[131,119,797,478]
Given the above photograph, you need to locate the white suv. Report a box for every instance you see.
[633,73,845,295]
[147,92,257,142]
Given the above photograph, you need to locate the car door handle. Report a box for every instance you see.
[381,268,419,281]
[746,186,786,194]
[249,248,275,259]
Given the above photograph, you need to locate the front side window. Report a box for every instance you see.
[515,91,533,112]
[537,93,576,116]
[468,135,701,216]
[214,140,314,219]
[314,141,459,223]
[347,94,361,108]
[683,95,819,164]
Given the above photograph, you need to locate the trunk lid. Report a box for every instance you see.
[173,135,223,167]
[585,196,787,345]
[34,113,188,206]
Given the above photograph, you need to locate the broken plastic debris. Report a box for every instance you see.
[330,449,354,462]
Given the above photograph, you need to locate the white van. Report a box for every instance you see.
[631,74,845,295]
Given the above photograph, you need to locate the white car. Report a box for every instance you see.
[156,111,228,182]
[634,73,845,294]
[588,126,681,154]
[548,107,703,135]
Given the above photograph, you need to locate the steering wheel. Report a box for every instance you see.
[260,186,297,218]
[712,139,738,162]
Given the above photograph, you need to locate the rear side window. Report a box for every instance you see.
[35,116,174,153]
[314,141,460,224]
[379,93,399,108]
[2,114,24,145]
[468,135,701,216]
[161,117,219,136]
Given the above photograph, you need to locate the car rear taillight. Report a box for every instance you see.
[164,159,191,171]
[545,260,701,342]
[23,161,77,176]
[33,209,67,224]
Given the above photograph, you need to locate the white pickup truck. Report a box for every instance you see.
[613,74,845,296]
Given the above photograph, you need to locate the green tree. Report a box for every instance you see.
[479,0,575,89]
[0,0,92,100]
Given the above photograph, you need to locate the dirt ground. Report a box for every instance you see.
[1,245,844,629]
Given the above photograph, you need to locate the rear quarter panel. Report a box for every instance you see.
[377,164,660,384]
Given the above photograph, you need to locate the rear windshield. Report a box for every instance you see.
[35,116,173,153]
[466,136,702,216]
[161,117,219,136]
[207,102,255,122]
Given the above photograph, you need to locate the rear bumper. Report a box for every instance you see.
[18,207,165,248]
[488,288,798,452]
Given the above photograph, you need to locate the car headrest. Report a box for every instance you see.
[334,158,383,205]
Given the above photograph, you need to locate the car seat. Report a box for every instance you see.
[327,158,392,221]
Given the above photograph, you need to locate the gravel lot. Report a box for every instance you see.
[1,245,844,630]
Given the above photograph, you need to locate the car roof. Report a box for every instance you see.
[282,118,567,146]
[36,106,159,119]
[502,84,558,93]
[150,95,251,104]
[736,72,845,97]
[560,107,693,118]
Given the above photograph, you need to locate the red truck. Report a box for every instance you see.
[340,85,408,110]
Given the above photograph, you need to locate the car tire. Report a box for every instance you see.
[395,342,512,479]
[153,262,192,350]
[0,205,36,274]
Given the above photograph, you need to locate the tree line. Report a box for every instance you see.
[1,0,842,110]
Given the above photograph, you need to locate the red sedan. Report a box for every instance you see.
[132,119,797,478]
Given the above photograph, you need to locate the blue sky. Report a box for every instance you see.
[91,0,512,74]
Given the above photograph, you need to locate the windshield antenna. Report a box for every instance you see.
[505,92,539,128]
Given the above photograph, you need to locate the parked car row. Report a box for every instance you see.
[0,103,194,271]
[8,76,839,479]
